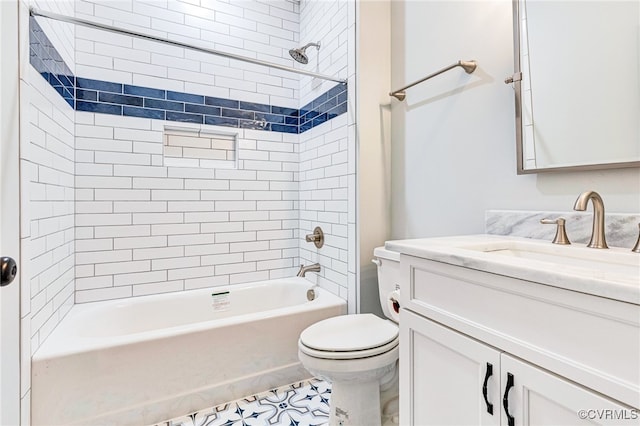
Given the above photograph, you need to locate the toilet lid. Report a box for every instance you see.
[299,314,399,352]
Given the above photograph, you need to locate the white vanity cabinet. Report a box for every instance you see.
[398,254,640,426]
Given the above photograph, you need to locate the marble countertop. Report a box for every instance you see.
[386,234,640,305]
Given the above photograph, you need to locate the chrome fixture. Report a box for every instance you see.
[573,191,608,249]
[240,118,268,130]
[297,263,321,278]
[632,224,640,253]
[305,227,324,248]
[540,217,571,245]
[389,60,477,101]
[29,9,346,85]
[306,285,319,301]
[289,42,321,65]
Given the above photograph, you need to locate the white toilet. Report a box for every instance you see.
[298,247,401,426]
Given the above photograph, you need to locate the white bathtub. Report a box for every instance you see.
[32,277,346,426]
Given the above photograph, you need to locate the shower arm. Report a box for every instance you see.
[300,42,321,51]
[389,60,477,101]
[29,8,347,85]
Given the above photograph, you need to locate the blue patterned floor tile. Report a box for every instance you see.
[153,378,330,426]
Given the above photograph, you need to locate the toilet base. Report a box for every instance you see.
[380,361,400,426]
[300,355,398,426]
[330,377,383,426]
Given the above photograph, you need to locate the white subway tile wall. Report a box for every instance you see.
[75,0,301,109]
[298,0,355,304]
[23,65,76,375]
[298,116,349,295]
[21,0,76,419]
[32,0,76,73]
[298,0,349,107]
[69,0,355,304]
[75,114,302,302]
[24,2,354,310]
[163,128,238,169]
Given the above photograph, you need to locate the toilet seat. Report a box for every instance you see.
[298,314,399,360]
[299,337,398,360]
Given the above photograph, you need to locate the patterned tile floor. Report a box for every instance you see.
[154,378,331,426]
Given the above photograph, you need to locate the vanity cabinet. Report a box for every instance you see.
[401,310,634,426]
[398,254,640,426]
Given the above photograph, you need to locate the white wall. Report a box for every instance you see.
[390,0,640,240]
[356,0,390,316]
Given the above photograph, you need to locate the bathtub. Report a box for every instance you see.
[32,277,346,426]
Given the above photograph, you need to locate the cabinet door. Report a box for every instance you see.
[501,354,638,426]
[400,309,501,426]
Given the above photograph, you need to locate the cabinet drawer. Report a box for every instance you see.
[400,255,640,408]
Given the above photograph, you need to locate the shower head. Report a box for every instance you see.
[289,41,321,64]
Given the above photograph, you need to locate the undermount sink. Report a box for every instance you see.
[385,234,640,304]
[459,240,640,277]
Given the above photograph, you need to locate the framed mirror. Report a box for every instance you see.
[510,0,640,174]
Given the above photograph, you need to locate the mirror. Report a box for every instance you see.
[510,0,640,173]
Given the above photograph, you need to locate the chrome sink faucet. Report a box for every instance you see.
[573,190,608,249]
[297,263,321,277]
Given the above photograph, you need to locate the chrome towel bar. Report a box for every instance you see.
[389,60,477,101]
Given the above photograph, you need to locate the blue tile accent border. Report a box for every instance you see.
[29,17,347,135]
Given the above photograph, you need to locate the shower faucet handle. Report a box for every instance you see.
[305,226,324,249]
[540,217,571,245]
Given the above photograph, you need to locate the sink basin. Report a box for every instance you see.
[459,240,640,277]
[385,235,640,304]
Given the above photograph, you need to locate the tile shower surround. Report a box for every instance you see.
[30,16,347,135]
[29,12,351,303]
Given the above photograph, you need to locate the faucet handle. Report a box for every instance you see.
[305,226,324,248]
[632,223,640,253]
[540,217,571,245]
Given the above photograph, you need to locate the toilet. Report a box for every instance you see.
[298,246,401,426]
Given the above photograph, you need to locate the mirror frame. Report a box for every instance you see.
[510,0,640,174]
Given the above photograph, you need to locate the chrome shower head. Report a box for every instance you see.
[289,41,320,64]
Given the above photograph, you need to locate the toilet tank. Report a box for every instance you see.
[373,246,401,321]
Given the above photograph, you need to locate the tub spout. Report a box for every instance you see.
[297,263,321,277]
